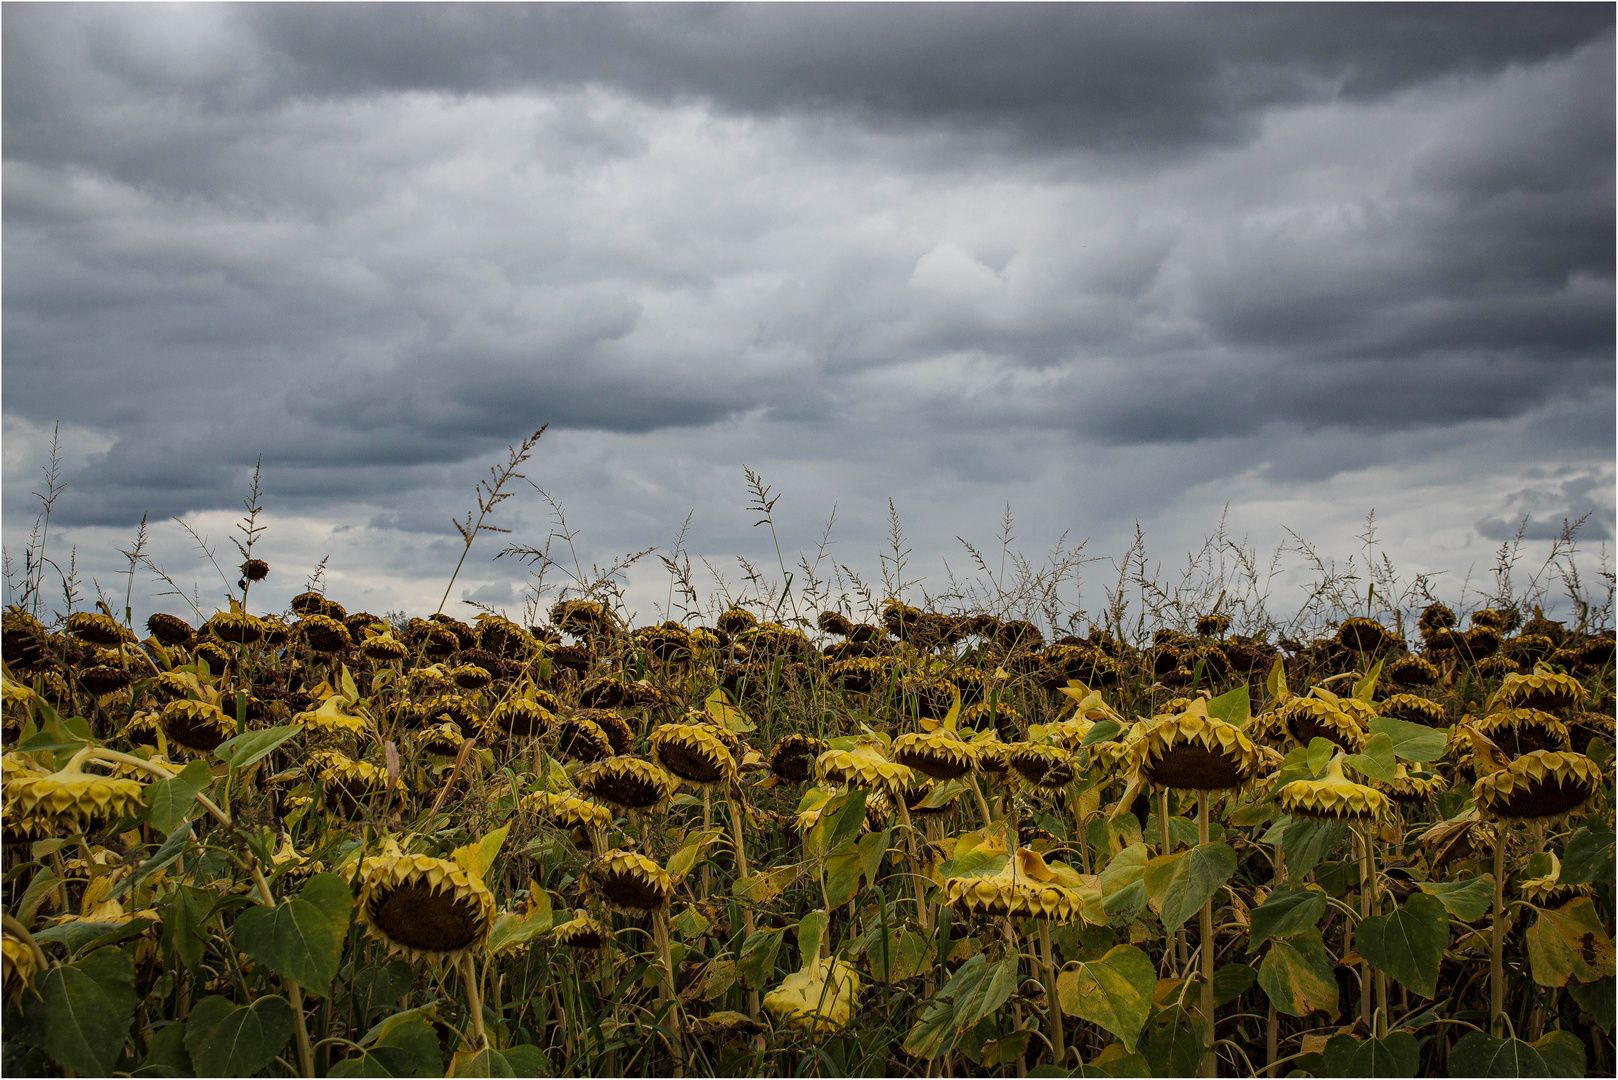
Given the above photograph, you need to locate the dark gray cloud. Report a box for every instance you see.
[3,4,1612,624]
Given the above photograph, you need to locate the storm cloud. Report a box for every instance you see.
[3,4,1612,623]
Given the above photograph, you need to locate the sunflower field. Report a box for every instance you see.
[2,453,1614,1078]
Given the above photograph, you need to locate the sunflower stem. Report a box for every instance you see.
[653,909,684,1074]
[462,952,489,1050]
[1197,791,1216,1078]
[1359,825,1376,1033]
[1161,788,1188,969]
[727,795,760,1019]
[1491,823,1508,1037]
[1038,918,1066,1067]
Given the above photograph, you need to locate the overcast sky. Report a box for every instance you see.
[4,3,1614,631]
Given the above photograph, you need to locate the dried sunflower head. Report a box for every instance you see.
[1378,693,1447,728]
[650,723,737,786]
[944,847,1088,921]
[1132,699,1262,792]
[1386,655,1441,688]
[576,756,678,810]
[312,752,406,811]
[413,720,465,757]
[555,716,614,764]
[79,665,133,698]
[591,849,673,911]
[360,629,411,663]
[1418,603,1457,639]
[1276,754,1390,821]
[449,663,493,692]
[296,615,352,654]
[1467,708,1571,757]
[552,600,614,636]
[817,740,916,795]
[520,791,612,832]
[1197,613,1232,638]
[294,695,372,738]
[161,698,238,753]
[818,611,855,637]
[767,734,829,785]
[475,615,538,660]
[145,613,193,647]
[206,608,264,646]
[484,698,554,740]
[1518,854,1594,906]
[827,657,891,695]
[1472,749,1602,821]
[551,910,610,949]
[1373,762,1449,805]
[3,931,39,1002]
[1278,689,1367,752]
[1491,667,1589,713]
[4,755,145,830]
[1006,742,1076,791]
[356,840,495,963]
[190,640,233,676]
[64,612,136,647]
[891,728,977,781]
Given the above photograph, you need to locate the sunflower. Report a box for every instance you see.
[553,600,615,637]
[1276,755,1390,821]
[413,721,465,757]
[1006,742,1076,791]
[206,609,264,645]
[79,665,133,698]
[891,729,977,781]
[1491,667,1589,713]
[555,716,614,763]
[1386,655,1440,688]
[4,756,145,830]
[3,930,39,1002]
[1467,708,1571,757]
[763,954,861,1032]
[650,723,737,786]
[294,696,372,739]
[145,613,193,648]
[576,756,677,810]
[422,695,479,729]
[448,663,493,692]
[1278,690,1366,751]
[1477,655,1521,679]
[312,752,405,811]
[191,640,233,676]
[484,698,555,740]
[817,740,916,795]
[295,614,353,655]
[360,630,411,663]
[551,910,610,949]
[1378,693,1447,727]
[765,734,828,785]
[1374,763,1449,805]
[591,849,674,911]
[475,615,538,660]
[121,708,164,744]
[1197,613,1231,638]
[575,710,634,755]
[1336,618,1392,652]
[944,847,1087,921]
[356,840,495,963]
[818,610,855,637]
[1132,700,1263,792]
[827,657,891,695]
[161,698,237,752]
[521,791,612,831]
[1418,603,1457,639]
[64,612,136,647]
[1518,854,1594,906]
[1472,749,1602,821]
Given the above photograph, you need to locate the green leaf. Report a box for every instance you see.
[1257,927,1339,1020]
[796,909,830,967]
[232,872,353,994]
[867,927,934,984]
[1344,732,1398,783]
[375,1016,444,1077]
[1279,817,1347,878]
[1144,842,1236,933]
[1307,737,1337,777]
[1368,716,1448,763]
[1525,896,1617,987]
[1142,1005,1206,1080]
[1448,1031,1555,1077]
[16,946,138,1076]
[954,954,1019,1032]
[132,1021,191,1077]
[159,885,215,972]
[214,723,299,768]
[140,759,214,835]
[1323,1031,1420,1077]
[450,1048,518,1077]
[1568,976,1615,1033]
[1056,944,1155,1053]
[184,995,295,1077]
[1249,884,1329,953]
[31,918,154,957]
[737,927,786,989]
[1534,1031,1587,1077]
[824,844,865,909]
[1355,893,1448,997]
[1560,825,1616,886]
[902,953,1012,1060]
[1213,963,1256,1006]
[1352,659,1384,703]
[1100,843,1149,915]
[117,820,195,898]
[1414,875,1495,921]
[1206,684,1251,726]
[1080,719,1122,746]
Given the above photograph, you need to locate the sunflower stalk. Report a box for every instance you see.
[1197,791,1216,1079]
[1037,918,1066,1067]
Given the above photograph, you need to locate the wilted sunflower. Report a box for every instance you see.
[576,756,678,810]
[1374,763,1449,805]
[475,615,538,660]
[1518,854,1594,906]
[891,728,977,781]
[1418,603,1457,639]
[121,708,164,744]
[1276,755,1390,821]
[1132,700,1262,791]
[960,701,1023,742]
[413,720,465,757]
[555,716,614,763]
[484,698,554,740]
[1197,612,1231,638]
[312,752,406,812]
[1472,749,1602,821]
[1467,708,1571,757]
[1278,690,1366,752]
[552,599,614,636]
[1386,655,1441,688]
[818,610,855,637]
[294,696,372,739]
[161,698,237,752]
[650,723,737,786]
[64,611,135,647]
[356,840,495,963]
[521,791,612,832]
[944,847,1088,921]
[4,755,145,830]
[206,608,264,645]
[449,663,493,692]
[1491,667,1589,713]
[591,849,673,911]
[79,665,133,698]
[422,695,478,729]
[190,640,233,676]
[145,613,193,648]
[1477,655,1521,679]
[1336,617,1392,652]
[1379,693,1447,727]
[1006,742,1075,791]
[551,910,610,950]
[3,930,39,1002]
[827,657,890,695]
[765,734,828,785]
[763,954,861,1032]
[573,709,634,755]
[578,675,627,710]
[817,740,916,795]
[360,630,411,663]
[296,615,352,654]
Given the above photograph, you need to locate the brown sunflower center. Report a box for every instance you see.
[600,871,666,910]
[370,881,482,952]
[1143,741,1246,791]
[1495,774,1596,819]
[660,743,725,784]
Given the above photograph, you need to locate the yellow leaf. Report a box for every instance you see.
[451,822,509,881]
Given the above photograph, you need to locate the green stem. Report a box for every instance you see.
[1038,918,1066,1067]
[1492,824,1508,1037]
[1198,791,1216,1078]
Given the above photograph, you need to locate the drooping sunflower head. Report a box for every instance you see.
[1197,612,1232,638]
[475,615,539,661]
[78,665,133,699]
[1006,742,1076,791]
[356,841,495,963]
[551,910,610,950]
[312,752,406,812]
[3,930,39,1002]
[3,756,146,831]
[763,955,861,1032]
[827,656,892,695]
[161,698,238,753]
[576,756,678,810]
[360,629,411,663]
[591,849,674,911]
[649,723,737,786]
[1491,667,1589,714]
[64,611,136,647]
[1518,853,1594,906]
[189,640,233,677]
[816,739,916,795]
[767,734,829,785]
[1418,603,1457,639]
[817,610,855,637]
[145,612,193,647]
[1472,750,1603,821]
[1336,617,1393,653]
[412,720,465,757]
[206,609,265,646]
[449,663,493,692]
[1386,655,1441,688]
[716,606,758,636]
[1467,708,1571,757]
[520,791,612,832]
[296,614,352,655]
[484,698,555,740]
[555,715,614,764]
[1278,690,1367,752]
[1276,754,1390,822]
[891,728,977,781]
[944,847,1087,922]
[1378,693,1447,727]
[1373,762,1449,805]
[1132,700,1262,792]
